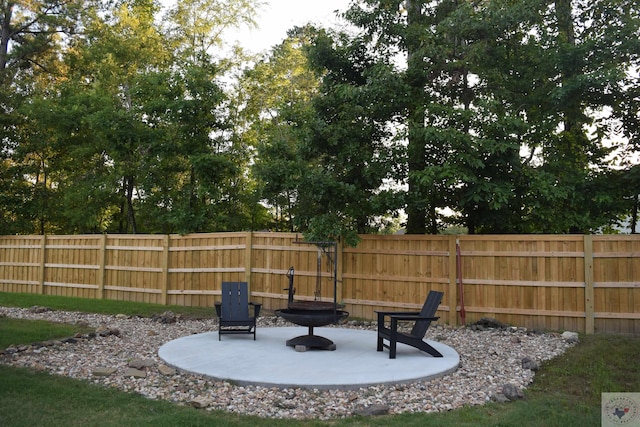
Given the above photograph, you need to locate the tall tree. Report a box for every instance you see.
[141,0,266,233]
[524,0,640,232]
[51,0,170,233]
[163,0,261,65]
[302,29,403,244]
[336,0,640,234]
[0,0,85,82]
[242,26,323,232]
[2,0,267,234]
[0,0,88,234]
[342,0,473,234]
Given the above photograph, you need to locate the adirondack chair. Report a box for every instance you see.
[215,282,262,340]
[376,290,444,359]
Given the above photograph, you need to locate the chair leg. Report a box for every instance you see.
[377,335,384,352]
[389,318,398,359]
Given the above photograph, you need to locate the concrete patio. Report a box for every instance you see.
[158,327,460,390]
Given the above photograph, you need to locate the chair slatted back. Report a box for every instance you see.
[410,291,444,338]
[221,282,250,321]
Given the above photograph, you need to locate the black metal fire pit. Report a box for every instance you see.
[275,244,349,351]
[275,306,349,350]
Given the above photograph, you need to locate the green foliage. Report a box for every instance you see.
[334,0,640,234]
[245,26,404,244]
[1,0,269,235]
[1,0,639,237]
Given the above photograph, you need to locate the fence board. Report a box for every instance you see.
[0,232,638,334]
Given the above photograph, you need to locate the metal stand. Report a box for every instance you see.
[285,326,337,351]
[275,238,349,351]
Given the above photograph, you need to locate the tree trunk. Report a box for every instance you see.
[123,176,137,233]
[555,0,580,135]
[0,1,13,74]
[405,0,428,234]
[632,195,638,234]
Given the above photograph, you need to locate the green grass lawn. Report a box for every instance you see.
[1,292,639,426]
[0,317,94,349]
[0,292,215,319]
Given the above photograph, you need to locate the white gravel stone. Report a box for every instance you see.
[0,306,574,420]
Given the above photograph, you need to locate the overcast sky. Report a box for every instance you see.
[227,0,349,53]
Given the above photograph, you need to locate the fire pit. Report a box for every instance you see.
[275,242,349,351]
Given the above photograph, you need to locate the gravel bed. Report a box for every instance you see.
[0,306,575,419]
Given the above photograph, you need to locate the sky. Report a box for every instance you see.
[226,0,350,53]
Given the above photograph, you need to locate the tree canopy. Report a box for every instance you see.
[1,0,638,241]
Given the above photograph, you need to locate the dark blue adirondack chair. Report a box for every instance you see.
[215,282,261,340]
[376,290,444,359]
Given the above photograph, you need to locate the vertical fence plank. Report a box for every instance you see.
[97,234,107,299]
[448,236,458,326]
[336,239,344,306]
[160,235,170,305]
[583,235,595,334]
[245,231,253,293]
[38,235,46,294]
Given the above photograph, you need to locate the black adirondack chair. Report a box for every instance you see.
[215,281,261,340]
[376,290,444,359]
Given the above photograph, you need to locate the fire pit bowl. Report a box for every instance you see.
[275,307,349,328]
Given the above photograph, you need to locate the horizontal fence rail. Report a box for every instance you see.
[0,232,638,334]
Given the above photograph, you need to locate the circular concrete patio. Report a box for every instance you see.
[158,327,459,390]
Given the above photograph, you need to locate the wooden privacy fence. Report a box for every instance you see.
[0,232,638,334]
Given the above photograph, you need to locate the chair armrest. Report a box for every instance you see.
[377,311,439,332]
[376,310,420,324]
[250,302,262,317]
[387,314,439,322]
[214,302,222,318]
[375,310,421,316]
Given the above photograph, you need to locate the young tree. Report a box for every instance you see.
[241,26,325,232]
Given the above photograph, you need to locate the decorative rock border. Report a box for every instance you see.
[1,307,577,419]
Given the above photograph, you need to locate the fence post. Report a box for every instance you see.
[337,238,344,306]
[245,231,253,293]
[38,235,46,294]
[97,234,107,299]
[448,235,459,327]
[160,235,170,305]
[584,235,595,334]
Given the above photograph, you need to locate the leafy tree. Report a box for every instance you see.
[301,30,403,244]
[0,0,85,82]
[48,0,171,233]
[2,0,268,234]
[522,0,640,232]
[163,0,262,64]
[0,0,88,234]
[143,0,266,233]
[241,26,325,232]
[336,0,640,234]
[241,25,402,244]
